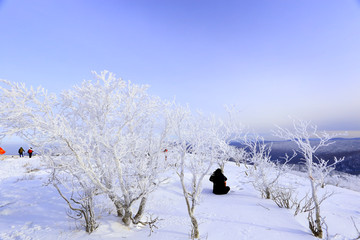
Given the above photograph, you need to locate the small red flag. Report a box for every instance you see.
[0,147,5,155]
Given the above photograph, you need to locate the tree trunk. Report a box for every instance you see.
[133,196,147,224]
[190,213,199,239]
[108,194,124,217]
[265,186,271,199]
[84,196,98,233]
[122,207,132,226]
[310,178,323,238]
[180,173,200,239]
[308,153,323,238]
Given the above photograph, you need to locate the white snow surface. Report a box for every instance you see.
[1,156,360,240]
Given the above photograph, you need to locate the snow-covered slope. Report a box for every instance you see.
[1,156,360,239]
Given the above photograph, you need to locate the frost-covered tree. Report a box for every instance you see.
[244,135,293,199]
[273,119,344,238]
[212,106,246,171]
[170,106,220,239]
[0,71,172,227]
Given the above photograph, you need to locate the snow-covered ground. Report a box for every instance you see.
[1,156,360,240]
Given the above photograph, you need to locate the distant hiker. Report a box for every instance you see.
[163,148,168,161]
[27,147,33,158]
[209,168,230,195]
[18,147,25,157]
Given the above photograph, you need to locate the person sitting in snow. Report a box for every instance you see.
[209,168,230,195]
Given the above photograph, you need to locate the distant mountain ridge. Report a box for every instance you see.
[3,138,360,175]
[231,138,360,175]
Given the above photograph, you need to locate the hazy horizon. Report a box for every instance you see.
[2,132,360,156]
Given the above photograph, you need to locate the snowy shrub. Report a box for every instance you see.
[326,172,360,192]
[243,135,293,200]
[16,174,36,182]
[271,186,296,209]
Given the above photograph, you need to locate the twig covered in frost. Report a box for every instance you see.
[313,156,345,188]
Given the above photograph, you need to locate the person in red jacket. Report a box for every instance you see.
[27,147,33,158]
[209,168,230,195]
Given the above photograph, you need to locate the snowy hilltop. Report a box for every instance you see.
[0,155,360,240]
[1,71,360,240]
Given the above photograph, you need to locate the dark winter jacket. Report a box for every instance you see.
[209,168,230,195]
[18,147,24,154]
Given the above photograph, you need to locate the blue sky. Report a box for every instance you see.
[1,0,360,137]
